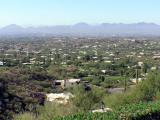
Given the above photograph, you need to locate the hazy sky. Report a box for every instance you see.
[0,0,160,26]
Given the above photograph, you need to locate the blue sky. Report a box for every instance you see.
[0,0,160,26]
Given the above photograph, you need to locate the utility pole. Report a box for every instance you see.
[123,67,127,92]
[136,69,138,85]
[124,74,127,92]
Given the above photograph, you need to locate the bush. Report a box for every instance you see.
[70,85,105,111]
[14,102,78,120]
[37,102,77,120]
[55,112,118,120]
[14,113,36,120]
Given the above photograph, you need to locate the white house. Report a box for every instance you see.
[0,61,3,66]
[46,93,73,104]
[54,79,81,89]
[138,62,143,67]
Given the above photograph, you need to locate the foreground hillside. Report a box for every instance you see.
[15,101,160,120]
[13,70,160,120]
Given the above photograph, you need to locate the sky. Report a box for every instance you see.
[0,0,160,26]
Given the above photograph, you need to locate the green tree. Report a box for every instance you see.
[71,85,105,111]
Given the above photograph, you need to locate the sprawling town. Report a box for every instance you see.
[1,35,160,119]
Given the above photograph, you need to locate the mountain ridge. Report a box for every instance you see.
[0,22,160,36]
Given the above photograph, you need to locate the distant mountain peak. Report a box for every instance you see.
[0,24,24,34]
[3,24,22,28]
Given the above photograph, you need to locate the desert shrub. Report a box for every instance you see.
[14,102,78,120]
[14,113,36,120]
[37,102,77,120]
[70,85,105,111]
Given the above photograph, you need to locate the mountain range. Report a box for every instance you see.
[0,22,160,36]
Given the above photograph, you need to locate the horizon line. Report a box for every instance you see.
[0,22,160,28]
